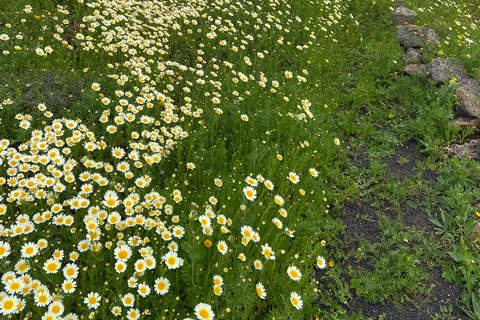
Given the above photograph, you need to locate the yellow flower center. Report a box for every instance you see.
[158,282,166,291]
[167,257,176,266]
[257,287,263,296]
[118,250,128,259]
[199,309,209,319]
[47,263,57,272]
[3,300,14,310]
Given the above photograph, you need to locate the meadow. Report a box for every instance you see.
[0,0,479,319]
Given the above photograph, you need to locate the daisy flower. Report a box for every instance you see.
[261,243,275,260]
[309,168,319,177]
[20,242,38,258]
[287,266,302,281]
[212,275,223,287]
[217,241,228,255]
[154,277,170,295]
[290,292,303,310]
[0,295,19,315]
[127,277,137,288]
[334,138,340,145]
[62,279,76,293]
[114,244,132,261]
[5,278,25,295]
[103,190,119,208]
[91,83,101,91]
[214,178,223,187]
[145,255,157,269]
[243,186,257,201]
[288,172,300,184]
[256,283,266,300]
[163,251,182,269]
[15,260,30,274]
[245,176,258,187]
[111,147,125,159]
[84,292,101,309]
[137,284,150,297]
[63,314,78,320]
[272,218,283,229]
[34,291,51,307]
[43,258,61,274]
[241,225,253,239]
[209,196,218,205]
[111,306,122,317]
[240,114,249,121]
[126,308,140,320]
[208,279,221,295]
[254,260,263,270]
[122,293,135,307]
[238,253,246,261]
[274,195,284,206]
[0,241,11,259]
[316,256,326,269]
[115,261,127,273]
[168,242,178,252]
[216,215,227,225]
[198,215,211,227]
[194,302,214,320]
[134,259,147,273]
[264,180,274,190]
[49,301,64,316]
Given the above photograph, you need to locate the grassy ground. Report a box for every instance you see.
[0,0,480,319]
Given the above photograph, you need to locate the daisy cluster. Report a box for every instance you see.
[0,0,348,318]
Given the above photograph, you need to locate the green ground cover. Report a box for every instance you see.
[0,0,479,319]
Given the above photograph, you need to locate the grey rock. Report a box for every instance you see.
[443,139,480,161]
[448,117,480,130]
[391,6,416,26]
[454,79,480,118]
[403,47,422,64]
[424,58,471,83]
[404,64,426,76]
[396,25,440,48]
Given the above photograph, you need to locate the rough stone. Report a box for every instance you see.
[404,64,426,76]
[403,47,422,64]
[424,58,471,83]
[391,6,416,26]
[454,79,480,118]
[390,6,417,26]
[396,25,440,48]
[448,117,480,130]
[443,139,480,161]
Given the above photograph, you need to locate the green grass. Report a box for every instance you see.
[0,0,479,319]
